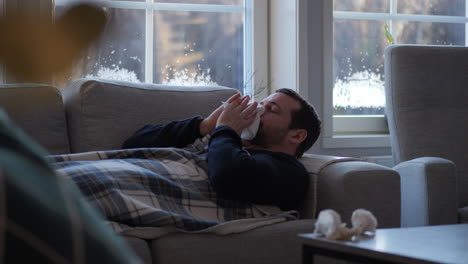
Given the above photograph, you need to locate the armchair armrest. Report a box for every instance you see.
[394,157,458,227]
[299,154,401,228]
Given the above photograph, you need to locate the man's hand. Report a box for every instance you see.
[199,93,241,136]
[216,94,258,136]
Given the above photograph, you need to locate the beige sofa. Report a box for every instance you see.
[0,78,401,264]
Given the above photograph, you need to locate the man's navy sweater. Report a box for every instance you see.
[122,116,309,211]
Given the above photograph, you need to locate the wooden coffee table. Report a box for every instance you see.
[299,224,468,264]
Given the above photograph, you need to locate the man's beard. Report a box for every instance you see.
[248,122,287,147]
[248,125,265,146]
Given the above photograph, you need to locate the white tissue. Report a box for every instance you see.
[313,209,343,238]
[351,209,378,234]
[314,209,378,240]
[222,101,265,140]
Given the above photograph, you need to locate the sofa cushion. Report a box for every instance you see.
[150,219,315,264]
[0,84,70,154]
[62,78,238,153]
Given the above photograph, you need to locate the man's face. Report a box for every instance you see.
[249,92,301,147]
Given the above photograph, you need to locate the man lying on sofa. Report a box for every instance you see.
[50,88,321,238]
[122,88,321,211]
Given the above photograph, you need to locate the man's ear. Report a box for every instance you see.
[288,129,307,145]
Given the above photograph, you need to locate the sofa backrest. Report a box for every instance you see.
[62,78,238,153]
[0,84,70,154]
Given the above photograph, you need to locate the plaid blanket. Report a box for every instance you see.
[48,135,298,239]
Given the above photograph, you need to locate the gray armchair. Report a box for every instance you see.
[385,44,465,226]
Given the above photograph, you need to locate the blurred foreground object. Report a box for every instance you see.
[0,3,107,82]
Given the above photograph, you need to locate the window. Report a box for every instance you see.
[54,0,257,95]
[324,0,467,147]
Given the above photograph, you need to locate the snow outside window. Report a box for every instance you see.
[331,0,466,136]
[54,0,252,94]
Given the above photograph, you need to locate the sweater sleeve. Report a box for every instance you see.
[122,116,203,149]
[207,126,309,210]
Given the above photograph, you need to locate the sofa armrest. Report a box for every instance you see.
[299,154,401,228]
[394,157,458,227]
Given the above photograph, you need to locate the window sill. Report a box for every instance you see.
[322,134,391,149]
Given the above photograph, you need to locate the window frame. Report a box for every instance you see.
[247,0,268,100]
[322,0,468,149]
[268,0,307,96]
[54,0,261,95]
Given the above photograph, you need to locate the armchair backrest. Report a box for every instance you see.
[385,44,468,208]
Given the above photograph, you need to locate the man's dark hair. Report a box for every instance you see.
[275,88,321,158]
